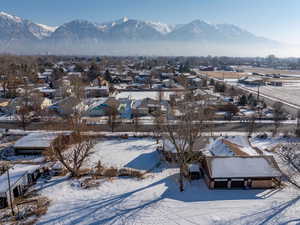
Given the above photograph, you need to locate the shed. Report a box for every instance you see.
[202,156,281,189]
[14,132,60,154]
[0,164,41,208]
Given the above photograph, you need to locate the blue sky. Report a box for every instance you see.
[2,0,300,44]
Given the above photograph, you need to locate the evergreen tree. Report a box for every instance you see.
[239,95,248,106]
[104,70,112,82]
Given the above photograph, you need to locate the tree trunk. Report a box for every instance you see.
[179,165,184,192]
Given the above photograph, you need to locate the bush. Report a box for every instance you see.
[94,160,104,176]
[77,168,92,177]
[118,168,144,179]
[103,167,118,177]
[295,128,300,137]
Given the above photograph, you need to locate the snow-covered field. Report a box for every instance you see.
[37,169,300,225]
[246,85,300,106]
[229,82,300,108]
[33,137,300,225]
[87,138,160,170]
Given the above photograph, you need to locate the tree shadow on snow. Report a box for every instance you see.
[37,173,269,225]
[124,151,160,171]
[104,137,155,145]
[219,195,300,225]
[35,176,69,192]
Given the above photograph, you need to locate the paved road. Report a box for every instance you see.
[0,121,296,133]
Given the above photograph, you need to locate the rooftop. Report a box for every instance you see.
[206,156,281,179]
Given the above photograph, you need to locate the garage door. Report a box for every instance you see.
[214,181,228,188]
[231,180,245,188]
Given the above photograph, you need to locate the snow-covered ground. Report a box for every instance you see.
[245,85,300,107]
[34,137,300,225]
[37,170,300,225]
[36,167,300,225]
[230,82,300,108]
[87,137,160,171]
[250,136,300,154]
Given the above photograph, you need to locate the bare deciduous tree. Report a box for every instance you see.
[277,143,300,189]
[273,102,284,136]
[15,81,35,130]
[106,101,119,132]
[295,110,300,137]
[247,115,256,137]
[162,95,206,192]
[70,76,85,100]
[46,115,95,177]
[132,109,140,134]
[152,110,164,144]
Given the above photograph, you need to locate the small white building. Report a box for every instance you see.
[14,132,60,154]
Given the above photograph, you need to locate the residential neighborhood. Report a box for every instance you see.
[0,54,299,224]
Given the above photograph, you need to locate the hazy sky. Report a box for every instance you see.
[2,0,300,44]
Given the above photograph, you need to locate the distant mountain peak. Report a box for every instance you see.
[36,23,58,32]
[190,19,211,25]
[0,11,22,23]
[145,21,174,34]
[0,11,279,54]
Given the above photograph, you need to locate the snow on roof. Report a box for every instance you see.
[226,136,259,156]
[116,91,173,101]
[208,156,281,178]
[188,164,200,172]
[14,132,59,149]
[39,88,56,93]
[162,138,179,153]
[42,71,52,76]
[209,138,234,156]
[0,164,40,193]
[85,86,109,91]
[86,98,109,111]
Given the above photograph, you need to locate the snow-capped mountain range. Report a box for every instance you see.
[0,11,278,54]
[0,11,57,40]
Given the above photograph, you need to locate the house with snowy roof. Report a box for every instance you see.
[202,156,281,189]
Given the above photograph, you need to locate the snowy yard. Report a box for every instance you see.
[251,136,300,154]
[33,137,300,225]
[36,169,300,225]
[87,137,160,171]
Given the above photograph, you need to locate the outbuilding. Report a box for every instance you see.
[0,164,42,208]
[14,132,60,154]
[202,156,281,189]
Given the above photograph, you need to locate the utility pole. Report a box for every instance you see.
[257,83,260,101]
[4,165,15,216]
